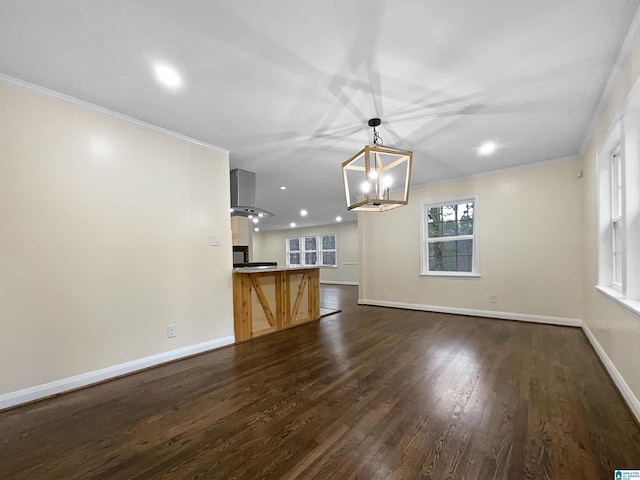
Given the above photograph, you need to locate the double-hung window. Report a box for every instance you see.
[611,149,623,288]
[320,234,337,267]
[596,113,640,315]
[286,238,301,266]
[286,234,338,267]
[304,236,318,266]
[420,197,479,277]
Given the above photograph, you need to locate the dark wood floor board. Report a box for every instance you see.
[1,285,640,479]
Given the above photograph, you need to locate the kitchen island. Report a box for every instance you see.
[232,265,320,342]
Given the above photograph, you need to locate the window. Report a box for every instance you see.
[611,149,623,287]
[304,236,317,266]
[321,234,337,267]
[596,113,640,315]
[286,237,301,266]
[420,197,478,277]
[286,234,337,267]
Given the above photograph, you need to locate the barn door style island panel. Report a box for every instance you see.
[232,266,320,342]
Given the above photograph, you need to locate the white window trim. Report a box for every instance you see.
[595,285,640,318]
[419,195,480,278]
[596,124,620,290]
[319,234,338,268]
[286,237,301,267]
[611,147,624,290]
[303,235,318,266]
[596,107,640,317]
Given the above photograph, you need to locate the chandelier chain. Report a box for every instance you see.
[372,127,383,146]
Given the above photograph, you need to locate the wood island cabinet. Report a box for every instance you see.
[232,266,320,342]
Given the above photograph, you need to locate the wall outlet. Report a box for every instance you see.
[490,294,498,304]
[167,324,177,338]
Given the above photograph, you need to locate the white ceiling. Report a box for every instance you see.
[1,1,639,231]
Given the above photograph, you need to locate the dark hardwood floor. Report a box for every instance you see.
[1,285,639,479]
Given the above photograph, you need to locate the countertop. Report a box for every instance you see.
[232,265,321,274]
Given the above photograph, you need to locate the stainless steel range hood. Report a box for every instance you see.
[229,168,274,217]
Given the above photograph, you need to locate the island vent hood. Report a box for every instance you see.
[230,168,274,217]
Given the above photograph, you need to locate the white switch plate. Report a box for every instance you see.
[209,235,221,246]
[167,324,176,338]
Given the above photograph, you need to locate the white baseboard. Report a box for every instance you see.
[357,299,583,327]
[582,324,640,424]
[0,335,235,411]
[320,280,359,286]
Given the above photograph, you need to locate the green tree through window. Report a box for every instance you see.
[425,200,475,274]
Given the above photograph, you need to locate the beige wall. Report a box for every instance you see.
[253,221,359,284]
[580,30,640,399]
[359,158,584,320]
[0,80,233,396]
[231,216,252,250]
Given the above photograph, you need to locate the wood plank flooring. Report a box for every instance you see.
[1,285,639,479]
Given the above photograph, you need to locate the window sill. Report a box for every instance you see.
[420,272,481,279]
[595,285,640,317]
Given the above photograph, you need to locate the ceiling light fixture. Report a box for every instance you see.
[280,186,287,190]
[253,218,259,224]
[336,216,342,222]
[300,209,308,217]
[254,227,259,232]
[478,141,497,156]
[153,63,183,90]
[290,222,296,228]
[342,118,413,212]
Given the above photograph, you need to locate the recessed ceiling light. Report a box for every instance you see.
[153,62,183,89]
[478,141,497,156]
[290,222,296,228]
[336,216,342,222]
[300,209,308,217]
[254,227,259,232]
[248,215,253,219]
[258,213,264,218]
[253,218,259,224]
[280,186,287,190]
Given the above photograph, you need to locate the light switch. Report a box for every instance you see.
[209,235,221,246]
